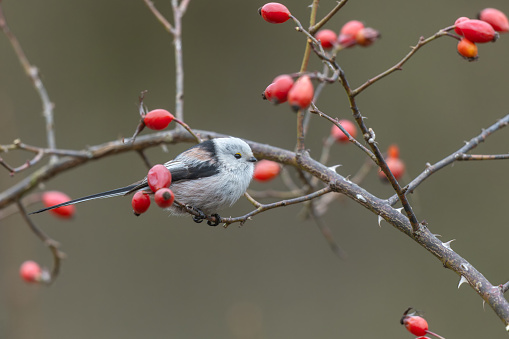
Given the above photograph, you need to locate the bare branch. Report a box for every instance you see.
[0,3,57,161]
[16,200,66,284]
[389,114,509,205]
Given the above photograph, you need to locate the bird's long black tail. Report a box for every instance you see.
[29,184,141,215]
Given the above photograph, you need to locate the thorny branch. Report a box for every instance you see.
[2,0,509,332]
[388,115,509,205]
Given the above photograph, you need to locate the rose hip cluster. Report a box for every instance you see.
[400,308,445,339]
[263,74,314,111]
[259,3,379,115]
[316,20,380,50]
[454,8,508,61]
[131,164,174,215]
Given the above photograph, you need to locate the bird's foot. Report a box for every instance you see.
[207,214,221,227]
[191,207,206,223]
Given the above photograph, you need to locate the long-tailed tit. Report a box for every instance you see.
[30,137,257,225]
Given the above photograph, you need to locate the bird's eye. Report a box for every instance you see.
[234,153,242,159]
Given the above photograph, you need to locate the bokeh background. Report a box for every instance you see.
[1,0,509,338]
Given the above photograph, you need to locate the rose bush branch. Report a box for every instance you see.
[0,139,89,175]
[144,0,189,122]
[16,200,65,284]
[388,114,509,205]
[0,2,57,162]
[351,26,455,97]
[1,121,509,324]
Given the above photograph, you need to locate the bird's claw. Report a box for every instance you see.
[189,207,220,226]
[207,214,221,227]
[191,207,206,223]
[193,215,204,223]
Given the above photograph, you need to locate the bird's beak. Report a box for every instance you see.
[248,156,257,163]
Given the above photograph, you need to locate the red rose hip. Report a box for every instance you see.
[479,8,509,32]
[154,188,175,208]
[259,3,291,24]
[269,75,294,104]
[331,120,357,143]
[403,316,428,336]
[287,75,314,111]
[147,164,172,192]
[455,19,498,43]
[42,191,75,219]
[379,157,405,181]
[338,20,364,48]
[454,17,469,35]
[131,191,151,215]
[20,260,42,283]
[143,109,174,130]
[315,29,337,49]
[253,160,281,182]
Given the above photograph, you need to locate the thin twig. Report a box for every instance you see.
[0,3,57,162]
[16,200,65,284]
[222,186,333,227]
[389,114,509,205]
[136,149,153,169]
[308,204,347,259]
[351,26,455,97]
[143,0,175,34]
[455,153,509,161]
[309,104,376,161]
[309,0,349,34]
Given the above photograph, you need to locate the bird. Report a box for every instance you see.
[30,137,257,226]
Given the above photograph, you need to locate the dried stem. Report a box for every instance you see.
[389,114,509,205]
[0,3,57,162]
[16,200,65,284]
[143,0,188,123]
[309,0,349,34]
[222,186,333,227]
[352,27,454,97]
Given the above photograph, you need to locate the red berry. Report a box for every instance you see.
[315,29,337,49]
[20,261,42,283]
[455,19,498,43]
[262,83,276,103]
[479,8,509,33]
[147,164,172,193]
[355,27,380,47]
[331,120,357,143]
[253,160,281,182]
[403,316,428,336]
[379,157,406,181]
[131,191,151,215]
[143,109,174,130]
[338,20,364,48]
[387,144,400,159]
[154,188,175,208]
[337,34,357,48]
[454,17,470,35]
[42,191,75,219]
[416,337,432,339]
[269,75,294,104]
[259,3,290,24]
[287,75,314,111]
[340,20,365,36]
[457,38,478,61]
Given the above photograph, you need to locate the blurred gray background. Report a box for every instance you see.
[1,0,509,338]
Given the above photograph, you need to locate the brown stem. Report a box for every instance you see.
[16,200,65,284]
